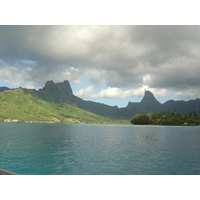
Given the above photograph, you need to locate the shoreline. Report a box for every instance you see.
[1,121,199,126]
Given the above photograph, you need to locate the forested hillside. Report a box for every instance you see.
[0,88,127,124]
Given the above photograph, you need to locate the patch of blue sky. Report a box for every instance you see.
[71,78,145,107]
[88,97,141,108]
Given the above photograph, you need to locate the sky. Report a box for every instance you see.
[1,25,200,107]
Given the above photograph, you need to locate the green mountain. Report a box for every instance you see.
[1,80,200,123]
[124,90,200,117]
[0,86,127,124]
[112,91,163,119]
[38,80,119,118]
[125,90,163,115]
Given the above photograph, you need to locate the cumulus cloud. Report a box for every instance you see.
[75,85,94,99]
[91,86,171,99]
[0,25,200,100]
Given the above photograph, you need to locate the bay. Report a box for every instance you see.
[1,122,200,175]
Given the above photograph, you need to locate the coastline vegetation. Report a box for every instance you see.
[130,111,200,126]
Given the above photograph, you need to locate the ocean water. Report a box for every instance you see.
[1,122,200,175]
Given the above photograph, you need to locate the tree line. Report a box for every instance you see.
[130,111,200,126]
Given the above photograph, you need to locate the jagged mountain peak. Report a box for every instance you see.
[140,90,161,105]
[39,80,74,103]
[56,80,73,97]
[43,80,56,90]
[142,90,154,99]
[42,80,72,94]
[125,90,162,113]
[144,90,154,97]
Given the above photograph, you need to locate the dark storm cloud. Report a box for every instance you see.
[0,25,200,99]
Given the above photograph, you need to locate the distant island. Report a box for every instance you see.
[0,80,200,124]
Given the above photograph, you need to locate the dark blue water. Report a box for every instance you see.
[1,122,200,175]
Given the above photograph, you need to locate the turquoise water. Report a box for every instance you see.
[1,122,200,175]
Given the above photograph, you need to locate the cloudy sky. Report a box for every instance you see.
[0,25,200,107]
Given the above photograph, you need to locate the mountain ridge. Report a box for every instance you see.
[1,80,200,120]
[37,80,119,118]
[0,86,125,124]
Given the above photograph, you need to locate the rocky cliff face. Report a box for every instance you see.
[139,90,162,112]
[56,80,74,99]
[140,90,160,104]
[39,80,73,103]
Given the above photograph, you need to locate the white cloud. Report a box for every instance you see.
[24,84,35,89]
[91,87,127,98]
[90,86,173,100]
[76,85,94,99]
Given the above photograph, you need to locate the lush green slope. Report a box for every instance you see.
[0,88,128,124]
